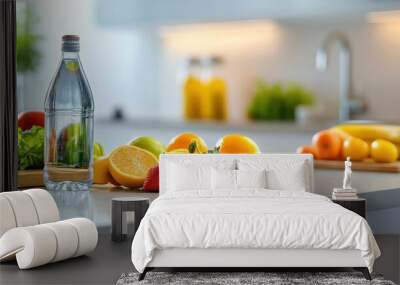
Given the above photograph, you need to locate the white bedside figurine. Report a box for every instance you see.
[332,157,357,199]
[343,157,352,190]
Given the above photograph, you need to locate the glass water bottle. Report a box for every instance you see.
[44,35,94,191]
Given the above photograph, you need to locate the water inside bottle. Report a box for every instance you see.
[44,110,93,191]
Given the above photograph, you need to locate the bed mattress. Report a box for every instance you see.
[131,190,380,273]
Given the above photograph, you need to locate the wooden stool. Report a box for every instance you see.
[111,197,149,242]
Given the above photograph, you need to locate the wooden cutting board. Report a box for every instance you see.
[17,168,89,188]
[315,159,400,173]
[17,170,44,188]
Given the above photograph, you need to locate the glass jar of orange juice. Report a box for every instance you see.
[203,56,228,121]
[182,57,205,120]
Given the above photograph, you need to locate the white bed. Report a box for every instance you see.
[131,154,380,280]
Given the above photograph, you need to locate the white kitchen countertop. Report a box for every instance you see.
[94,119,330,154]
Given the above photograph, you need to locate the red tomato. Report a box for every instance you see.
[18,111,45,130]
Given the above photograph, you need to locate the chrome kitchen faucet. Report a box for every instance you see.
[316,32,366,121]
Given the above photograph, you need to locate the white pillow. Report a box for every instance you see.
[237,159,308,192]
[236,169,267,189]
[211,168,236,190]
[267,161,307,191]
[167,163,211,191]
[211,169,268,191]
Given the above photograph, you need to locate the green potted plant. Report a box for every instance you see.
[16,4,41,110]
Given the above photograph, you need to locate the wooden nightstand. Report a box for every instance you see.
[332,198,366,218]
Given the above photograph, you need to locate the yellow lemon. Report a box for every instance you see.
[342,137,369,161]
[93,156,119,185]
[109,145,158,187]
[371,139,398,163]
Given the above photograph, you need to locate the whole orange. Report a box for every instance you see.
[296,145,318,159]
[167,132,208,153]
[312,130,342,160]
[342,137,369,161]
[216,134,260,154]
[370,139,398,163]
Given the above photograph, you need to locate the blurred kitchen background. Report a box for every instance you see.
[17,0,400,153]
[15,1,400,280]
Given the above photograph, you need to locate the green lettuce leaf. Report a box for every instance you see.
[18,126,44,170]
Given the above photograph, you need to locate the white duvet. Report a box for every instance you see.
[131,190,380,273]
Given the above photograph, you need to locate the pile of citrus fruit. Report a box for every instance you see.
[297,124,400,163]
[93,133,260,191]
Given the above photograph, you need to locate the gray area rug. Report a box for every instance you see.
[116,272,395,285]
